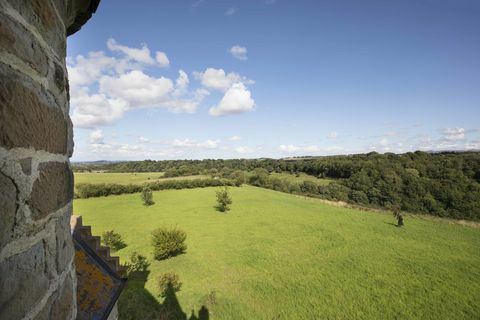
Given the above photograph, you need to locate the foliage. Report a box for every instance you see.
[76,186,480,319]
[156,272,182,297]
[101,230,127,251]
[215,187,232,212]
[75,178,236,199]
[125,252,150,274]
[151,227,187,260]
[141,187,155,206]
[73,151,480,220]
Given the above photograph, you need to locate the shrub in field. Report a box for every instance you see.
[141,187,155,206]
[151,227,187,260]
[101,230,126,251]
[125,252,150,274]
[157,272,182,297]
[215,187,232,212]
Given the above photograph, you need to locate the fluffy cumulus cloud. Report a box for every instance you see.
[89,129,104,144]
[209,83,255,116]
[155,51,170,68]
[442,127,466,141]
[193,68,253,92]
[68,39,213,128]
[68,39,256,131]
[230,45,248,60]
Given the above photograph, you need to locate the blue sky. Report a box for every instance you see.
[67,0,480,161]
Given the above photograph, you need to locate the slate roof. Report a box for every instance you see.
[70,215,127,320]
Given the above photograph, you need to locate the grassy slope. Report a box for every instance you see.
[74,172,207,186]
[74,186,480,320]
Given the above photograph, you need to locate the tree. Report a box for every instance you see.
[101,230,127,251]
[141,187,154,206]
[151,227,187,260]
[215,187,232,212]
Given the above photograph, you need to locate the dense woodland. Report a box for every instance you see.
[74,151,480,221]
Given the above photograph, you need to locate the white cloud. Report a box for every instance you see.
[70,87,128,128]
[327,131,338,139]
[107,38,155,65]
[89,129,104,144]
[230,45,248,60]
[99,70,174,107]
[209,83,255,116]
[442,127,466,141]
[67,51,116,88]
[155,51,170,68]
[193,68,253,91]
[230,135,242,141]
[225,7,237,16]
[379,138,389,146]
[138,136,150,144]
[172,138,219,149]
[279,144,345,155]
[235,146,254,154]
[68,39,254,128]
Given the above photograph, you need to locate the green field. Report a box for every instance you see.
[74,172,207,186]
[73,186,480,319]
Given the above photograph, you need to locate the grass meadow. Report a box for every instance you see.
[73,185,480,319]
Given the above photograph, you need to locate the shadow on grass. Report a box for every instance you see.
[118,271,209,320]
[384,222,404,228]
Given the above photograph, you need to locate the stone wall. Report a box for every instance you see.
[0,1,98,319]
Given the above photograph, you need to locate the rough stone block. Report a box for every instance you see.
[0,242,49,320]
[56,214,74,273]
[5,0,66,57]
[0,171,17,249]
[0,11,49,76]
[29,162,73,220]
[34,273,75,320]
[0,63,69,154]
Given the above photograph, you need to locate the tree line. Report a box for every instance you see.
[73,151,480,220]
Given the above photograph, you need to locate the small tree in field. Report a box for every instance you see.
[101,230,126,251]
[215,187,232,212]
[392,205,404,227]
[141,187,154,206]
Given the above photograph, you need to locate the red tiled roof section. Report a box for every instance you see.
[70,215,127,276]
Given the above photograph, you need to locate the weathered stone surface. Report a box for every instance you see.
[50,273,75,320]
[0,171,17,249]
[0,242,48,320]
[5,0,66,57]
[0,11,49,76]
[35,273,75,320]
[56,215,74,273]
[19,157,32,175]
[29,162,73,220]
[0,63,68,154]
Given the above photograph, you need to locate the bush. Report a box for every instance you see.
[215,187,232,212]
[101,230,126,251]
[151,227,187,260]
[125,252,150,274]
[141,187,155,206]
[157,272,182,297]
